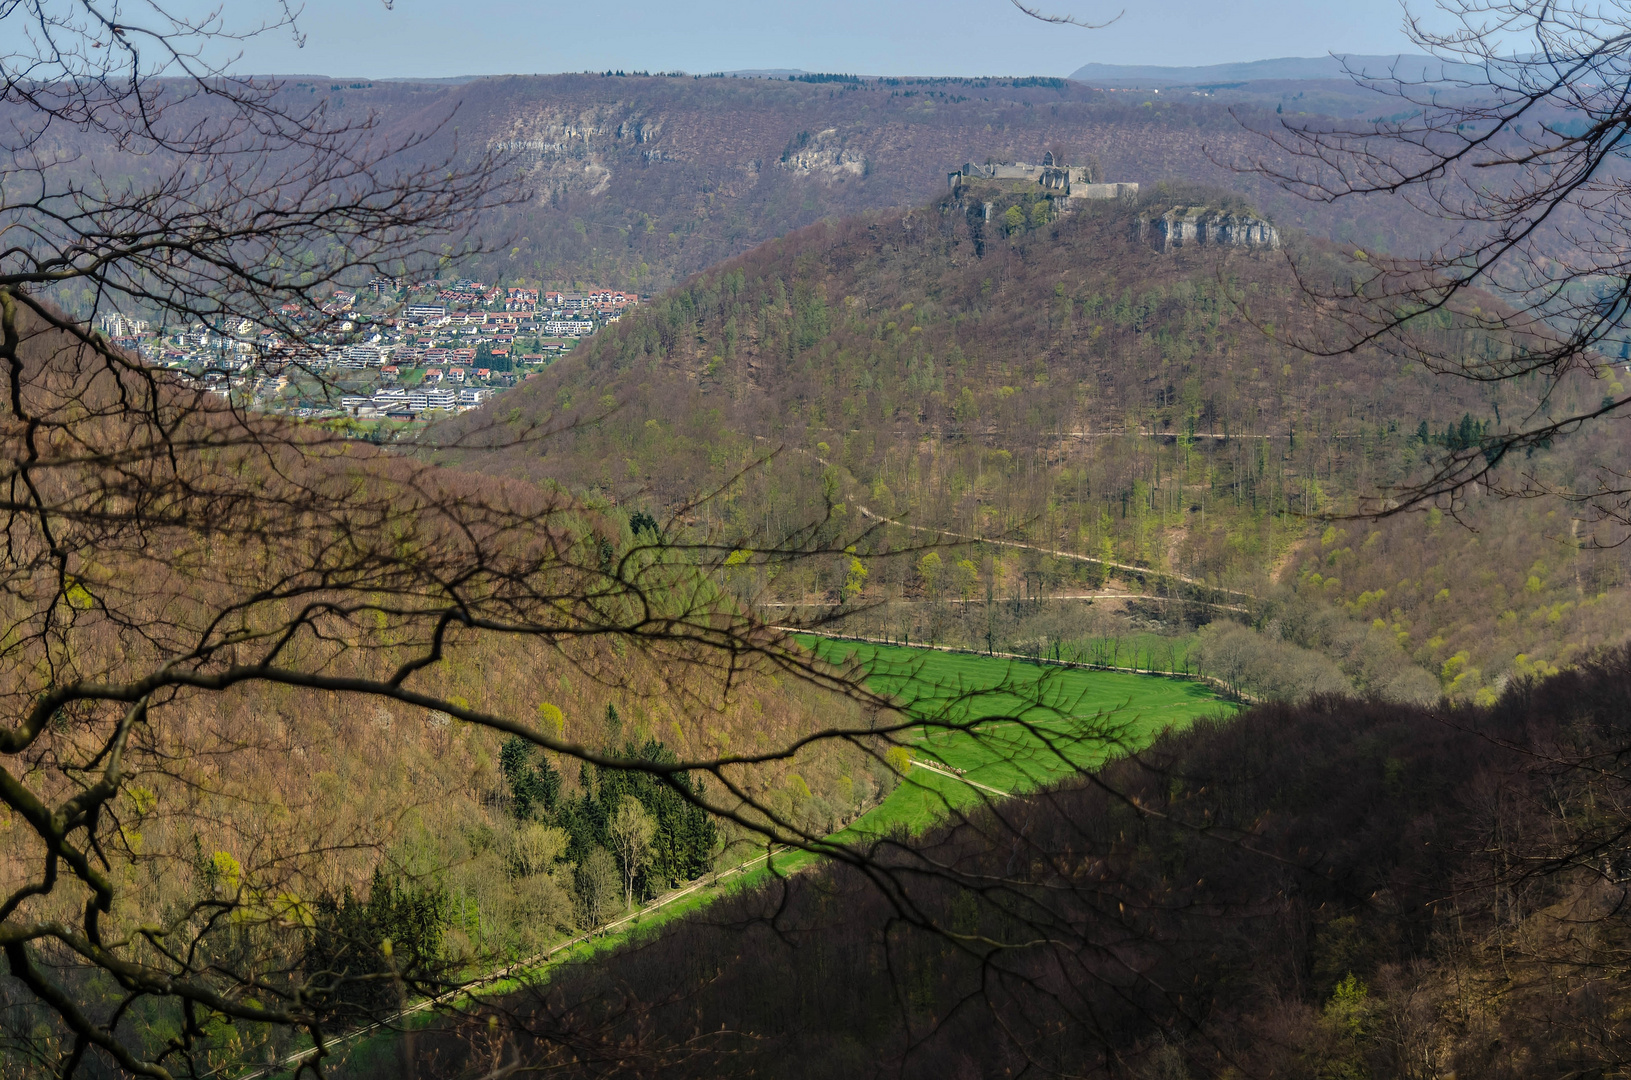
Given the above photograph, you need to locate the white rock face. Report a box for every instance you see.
[777,128,867,180]
[1133,208,1279,252]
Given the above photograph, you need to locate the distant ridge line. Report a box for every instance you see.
[1067,53,1483,86]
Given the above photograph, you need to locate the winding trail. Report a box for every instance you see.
[852,503,1256,603]
[752,435,1258,606]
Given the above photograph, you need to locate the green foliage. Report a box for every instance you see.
[1415,411,1489,452]
[304,866,451,1017]
[499,735,562,820]
[628,510,659,538]
[916,551,943,599]
[842,553,868,601]
[546,738,719,903]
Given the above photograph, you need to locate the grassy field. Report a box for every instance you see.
[802,638,1235,840]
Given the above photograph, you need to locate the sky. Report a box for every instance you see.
[205,0,1425,80]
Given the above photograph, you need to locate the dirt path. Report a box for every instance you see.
[851,503,1256,603]
[910,759,1009,798]
[751,436,1257,605]
[761,589,1247,613]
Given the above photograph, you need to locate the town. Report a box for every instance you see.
[97,277,640,430]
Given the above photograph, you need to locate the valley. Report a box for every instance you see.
[311,639,1235,1077]
[5,3,1631,1073]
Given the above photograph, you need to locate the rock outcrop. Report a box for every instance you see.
[778,128,867,180]
[1133,207,1279,252]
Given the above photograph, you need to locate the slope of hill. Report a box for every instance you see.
[443,187,1631,701]
[356,647,1631,1080]
[0,308,894,1074]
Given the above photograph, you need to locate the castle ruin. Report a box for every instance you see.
[946,152,1279,251]
[947,151,1138,205]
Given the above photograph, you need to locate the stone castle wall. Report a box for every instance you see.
[948,157,1137,201]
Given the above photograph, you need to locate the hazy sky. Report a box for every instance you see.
[211,0,1424,80]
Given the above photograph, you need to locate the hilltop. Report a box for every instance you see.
[1068,53,1468,85]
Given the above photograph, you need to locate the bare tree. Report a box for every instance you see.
[0,6,1345,1079]
[1235,0,1631,530]
[0,5,957,1076]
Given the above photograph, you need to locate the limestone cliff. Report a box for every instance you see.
[1133,207,1279,251]
[776,127,867,180]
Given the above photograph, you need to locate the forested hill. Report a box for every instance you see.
[446,188,1631,702]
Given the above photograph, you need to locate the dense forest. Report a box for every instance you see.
[17,0,1631,1071]
[350,645,1631,1079]
[443,186,1631,704]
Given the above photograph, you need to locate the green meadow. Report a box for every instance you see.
[592,638,1232,893]
[791,637,1237,852]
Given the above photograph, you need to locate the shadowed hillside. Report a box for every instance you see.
[351,646,1631,1080]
